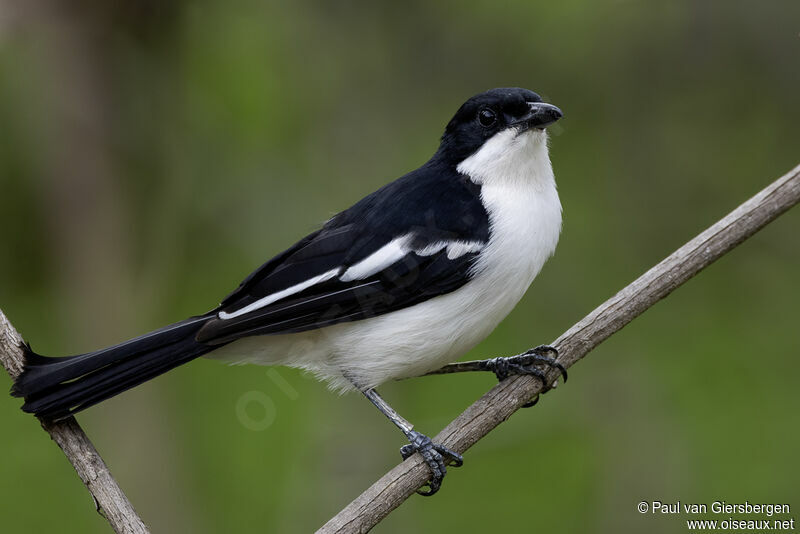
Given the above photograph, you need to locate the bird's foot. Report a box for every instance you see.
[483,345,567,407]
[399,430,463,496]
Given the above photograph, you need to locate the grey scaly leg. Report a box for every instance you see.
[361,388,462,496]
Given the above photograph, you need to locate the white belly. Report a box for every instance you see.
[210,129,561,391]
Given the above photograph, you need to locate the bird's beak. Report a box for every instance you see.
[512,102,563,131]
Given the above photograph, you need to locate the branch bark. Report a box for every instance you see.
[2,165,797,533]
[318,163,800,534]
[0,313,150,534]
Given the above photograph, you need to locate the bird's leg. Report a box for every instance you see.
[360,388,462,496]
[420,345,567,407]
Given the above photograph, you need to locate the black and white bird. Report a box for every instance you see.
[12,87,565,495]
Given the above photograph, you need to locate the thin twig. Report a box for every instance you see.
[318,163,800,534]
[0,312,150,534]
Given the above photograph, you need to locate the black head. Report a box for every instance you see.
[437,87,562,163]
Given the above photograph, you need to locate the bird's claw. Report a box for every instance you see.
[485,345,567,407]
[400,430,463,496]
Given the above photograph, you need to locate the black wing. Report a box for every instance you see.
[196,165,489,344]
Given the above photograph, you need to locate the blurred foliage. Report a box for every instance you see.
[1,1,799,532]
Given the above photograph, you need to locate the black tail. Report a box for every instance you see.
[11,316,220,420]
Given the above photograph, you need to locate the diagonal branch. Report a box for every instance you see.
[0,312,150,534]
[2,164,797,533]
[318,163,800,534]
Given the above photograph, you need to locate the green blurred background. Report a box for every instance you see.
[1,1,798,532]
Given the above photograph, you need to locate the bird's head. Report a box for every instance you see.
[436,87,562,173]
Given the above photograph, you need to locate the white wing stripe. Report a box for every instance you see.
[418,240,484,259]
[340,235,412,282]
[219,268,340,320]
[416,242,446,256]
[343,236,484,281]
[445,241,484,260]
[219,236,485,319]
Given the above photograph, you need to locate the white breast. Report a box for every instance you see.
[460,128,562,303]
[210,128,562,392]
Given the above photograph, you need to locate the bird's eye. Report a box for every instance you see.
[478,108,497,127]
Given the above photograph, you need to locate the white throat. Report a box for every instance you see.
[456,126,562,312]
[456,128,555,191]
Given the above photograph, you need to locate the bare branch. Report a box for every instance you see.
[2,164,797,533]
[318,163,800,534]
[0,312,150,534]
